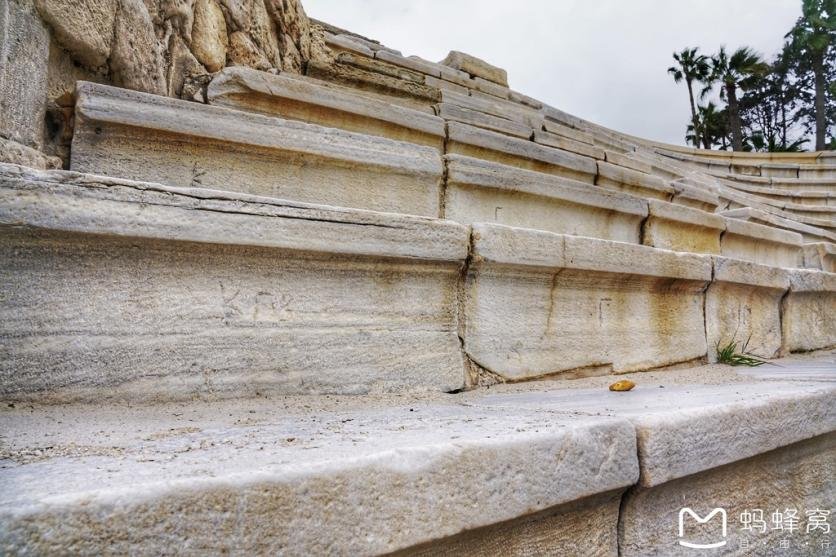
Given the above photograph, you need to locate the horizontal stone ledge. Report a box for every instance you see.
[669,180,720,212]
[435,103,532,139]
[0,165,471,400]
[374,50,444,79]
[471,223,711,280]
[722,207,836,243]
[0,164,469,262]
[0,401,637,555]
[71,81,444,217]
[444,155,646,243]
[707,257,791,361]
[441,90,543,129]
[464,225,711,378]
[541,119,594,145]
[440,50,508,86]
[324,32,376,57]
[642,200,724,255]
[532,130,604,160]
[206,67,445,148]
[596,161,674,200]
[604,151,651,174]
[783,269,836,353]
[803,242,836,272]
[479,381,836,487]
[447,122,597,183]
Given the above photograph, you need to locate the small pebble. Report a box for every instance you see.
[609,380,636,392]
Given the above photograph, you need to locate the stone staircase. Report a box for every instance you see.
[2,9,835,556]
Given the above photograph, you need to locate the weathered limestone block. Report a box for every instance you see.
[720,217,804,268]
[110,0,167,94]
[464,224,711,379]
[642,200,724,255]
[0,398,637,554]
[228,30,272,69]
[0,138,61,170]
[0,0,50,149]
[440,50,508,86]
[207,67,445,148]
[441,89,542,129]
[191,0,228,72]
[470,76,511,100]
[604,150,651,174]
[542,119,594,145]
[803,242,836,272]
[705,257,790,361]
[306,52,440,110]
[444,155,647,243]
[397,491,623,557]
[374,50,444,79]
[33,0,117,70]
[620,434,835,556]
[670,180,720,212]
[722,207,835,244]
[532,130,604,160]
[71,82,443,217]
[760,162,799,178]
[782,269,836,353]
[447,122,597,184]
[0,164,470,401]
[436,103,532,139]
[596,161,674,201]
[480,380,836,487]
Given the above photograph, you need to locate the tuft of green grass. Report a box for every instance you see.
[715,337,766,367]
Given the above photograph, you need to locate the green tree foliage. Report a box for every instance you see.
[668,0,834,152]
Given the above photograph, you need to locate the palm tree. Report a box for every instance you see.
[786,0,835,150]
[668,48,711,148]
[688,102,730,149]
[709,46,769,151]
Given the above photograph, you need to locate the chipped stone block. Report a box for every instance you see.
[323,32,375,57]
[442,89,542,129]
[542,119,594,145]
[0,138,61,169]
[642,200,724,255]
[1,0,49,148]
[374,51,442,78]
[397,491,623,556]
[306,55,440,111]
[722,207,835,244]
[436,103,532,139]
[470,76,510,100]
[0,164,470,401]
[620,434,835,556]
[464,224,711,379]
[782,269,836,353]
[803,242,836,272]
[0,399,637,554]
[440,50,508,87]
[508,89,543,110]
[604,151,651,174]
[447,122,597,184]
[207,67,444,149]
[705,257,790,361]
[720,217,804,268]
[596,161,674,201]
[533,130,604,160]
[670,179,720,212]
[479,381,836,487]
[423,75,469,95]
[444,155,646,242]
[70,82,443,217]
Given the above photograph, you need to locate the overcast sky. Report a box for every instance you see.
[303,1,801,146]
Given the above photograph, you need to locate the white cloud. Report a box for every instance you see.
[303,0,801,145]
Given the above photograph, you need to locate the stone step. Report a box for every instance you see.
[70,81,444,218]
[0,164,469,402]
[722,207,836,244]
[463,224,834,381]
[803,242,836,272]
[1,359,833,555]
[206,67,445,149]
[446,121,596,183]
